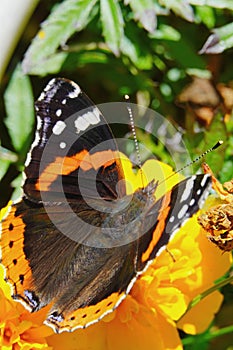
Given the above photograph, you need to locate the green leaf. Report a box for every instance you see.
[25,52,68,76]
[126,0,157,33]
[195,5,215,28]
[62,50,109,70]
[22,0,98,74]
[11,174,24,201]
[0,146,18,163]
[200,22,233,54]
[0,160,11,181]
[0,146,18,193]
[150,24,180,41]
[164,36,206,69]
[4,65,34,154]
[220,132,233,182]
[100,0,124,55]
[159,0,194,22]
[221,160,233,183]
[190,0,233,11]
[120,35,153,69]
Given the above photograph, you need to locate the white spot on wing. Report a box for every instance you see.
[169,216,175,223]
[44,78,55,91]
[177,204,189,219]
[60,142,66,149]
[24,152,32,167]
[37,78,56,101]
[36,115,42,130]
[86,108,101,124]
[56,109,62,117]
[52,121,66,135]
[68,82,81,98]
[31,130,40,149]
[75,116,89,132]
[180,176,195,202]
[68,91,79,98]
[37,91,45,101]
[75,108,101,133]
[189,198,195,206]
[24,129,40,167]
[201,174,209,188]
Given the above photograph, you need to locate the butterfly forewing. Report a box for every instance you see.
[23,78,126,203]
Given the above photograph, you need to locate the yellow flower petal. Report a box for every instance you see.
[47,324,107,350]
[120,155,183,196]
[178,291,223,334]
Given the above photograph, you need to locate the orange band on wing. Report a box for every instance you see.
[1,206,33,295]
[36,150,118,191]
[141,192,171,263]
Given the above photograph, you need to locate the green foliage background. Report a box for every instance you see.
[0,1,233,348]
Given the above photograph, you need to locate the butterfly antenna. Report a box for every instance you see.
[160,140,223,185]
[125,95,145,190]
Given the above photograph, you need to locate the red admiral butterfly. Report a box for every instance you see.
[1,78,211,333]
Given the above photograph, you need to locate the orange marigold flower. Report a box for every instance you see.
[1,158,232,349]
[0,266,53,349]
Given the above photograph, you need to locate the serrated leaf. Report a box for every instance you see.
[199,22,233,54]
[22,0,98,74]
[4,65,34,154]
[125,0,157,33]
[100,0,124,55]
[159,0,194,22]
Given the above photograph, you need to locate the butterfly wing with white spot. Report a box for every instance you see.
[24,78,126,203]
